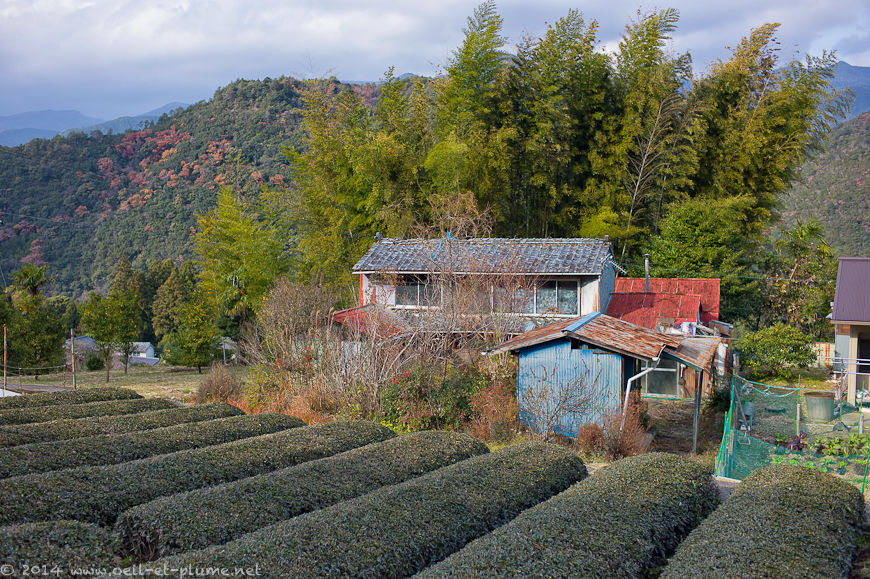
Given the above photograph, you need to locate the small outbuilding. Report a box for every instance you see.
[488,312,721,439]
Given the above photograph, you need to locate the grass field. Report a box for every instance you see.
[9,365,247,402]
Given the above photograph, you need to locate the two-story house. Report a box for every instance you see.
[349,237,617,328]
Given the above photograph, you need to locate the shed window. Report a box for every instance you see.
[642,358,679,397]
[395,282,420,306]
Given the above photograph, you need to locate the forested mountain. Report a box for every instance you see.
[781,111,870,256]
[1,4,868,305]
[0,77,317,294]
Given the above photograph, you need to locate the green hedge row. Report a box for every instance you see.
[0,402,243,447]
[0,387,141,411]
[0,413,305,479]
[118,430,490,560]
[0,397,176,426]
[420,452,719,578]
[0,420,392,527]
[0,520,119,576]
[153,441,586,577]
[661,465,865,578]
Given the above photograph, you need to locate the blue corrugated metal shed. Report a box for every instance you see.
[492,313,696,436]
[517,337,623,436]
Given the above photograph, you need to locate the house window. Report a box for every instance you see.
[395,280,421,306]
[395,277,438,307]
[493,286,534,314]
[535,281,578,315]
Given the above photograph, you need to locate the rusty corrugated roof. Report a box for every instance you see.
[488,312,681,360]
[614,278,720,323]
[606,292,701,329]
[668,337,721,371]
[353,238,612,275]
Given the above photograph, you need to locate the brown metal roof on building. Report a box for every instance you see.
[668,337,721,371]
[831,257,870,323]
[353,237,612,275]
[488,312,682,361]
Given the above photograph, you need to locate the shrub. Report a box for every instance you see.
[117,431,490,560]
[152,442,586,576]
[738,323,816,379]
[85,352,105,371]
[661,465,865,578]
[421,453,719,578]
[465,369,518,442]
[0,397,176,426]
[0,386,140,411]
[197,363,243,403]
[597,394,648,460]
[0,520,119,573]
[574,422,604,455]
[0,420,392,526]
[0,413,304,479]
[380,362,488,431]
[0,402,242,448]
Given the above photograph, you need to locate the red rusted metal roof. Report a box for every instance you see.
[331,305,411,338]
[606,292,701,329]
[488,312,681,360]
[613,278,720,323]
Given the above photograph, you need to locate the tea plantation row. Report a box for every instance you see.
[0,387,865,578]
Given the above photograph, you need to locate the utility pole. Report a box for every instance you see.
[3,324,7,394]
[70,328,77,390]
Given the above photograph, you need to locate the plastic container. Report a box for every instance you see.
[804,391,835,422]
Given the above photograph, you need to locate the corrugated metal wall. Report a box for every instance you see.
[517,338,623,437]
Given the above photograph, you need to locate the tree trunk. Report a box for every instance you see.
[105,362,110,383]
[197,365,202,374]
[124,356,129,374]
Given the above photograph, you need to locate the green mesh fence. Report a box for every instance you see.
[715,376,870,492]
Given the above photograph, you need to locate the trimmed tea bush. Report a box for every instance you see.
[0,420,391,526]
[0,520,119,575]
[421,452,719,578]
[0,402,242,447]
[0,397,176,426]
[0,387,141,411]
[118,430,490,560]
[661,465,865,578]
[0,413,305,478]
[154,442,586,577]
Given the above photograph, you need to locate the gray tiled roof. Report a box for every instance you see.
[832,257,870,322]
[353,238,613,275]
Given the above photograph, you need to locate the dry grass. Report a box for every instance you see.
[23,365,248,403]
[647,399,724,466]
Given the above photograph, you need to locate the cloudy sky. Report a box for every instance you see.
[1,0,869,119]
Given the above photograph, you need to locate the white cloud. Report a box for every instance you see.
[1,0,868,117]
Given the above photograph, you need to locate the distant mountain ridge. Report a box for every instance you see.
[832,61,870,119]
[0,62,868,294]
[65,102,189,136]
[0,103,188,147]
[781,110,870,256]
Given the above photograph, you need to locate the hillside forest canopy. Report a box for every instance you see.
[0,3,855,381]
